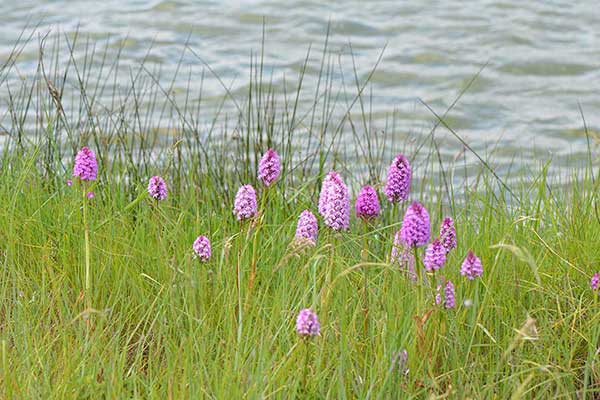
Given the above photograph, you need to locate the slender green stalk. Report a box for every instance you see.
[2,340,9,399]
[82,185,91,312]
[234,227,244,372]
[413,245,423,310]
[361,222,370,381]
[361,222,369,339]
[301,339,311,396]
[248,187,268,292]
[389,203,398,261]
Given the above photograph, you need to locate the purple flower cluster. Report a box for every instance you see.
[591,273,599,291]
[384,154,411,203]
[317,174,333,216]
[355,185,380,221]
[439,217,457,253]
[193,235,211,262]
[295,210,318,246]
[318,171,350,231]
[147,176,167,201]
[424,239,446,272]
[400,202,431,247]
[258,148,281,187]
[318,172,338,216]
[233,185,257,221]
[296,308,320,338]
[73,147,98,181]
[460,251,483,280]
[444,280,455,309]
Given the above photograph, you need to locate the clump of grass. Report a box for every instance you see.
[0,28,599,398]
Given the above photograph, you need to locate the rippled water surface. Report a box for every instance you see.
[1,1,599,170]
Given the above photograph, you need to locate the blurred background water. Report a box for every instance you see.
[0,0,599,178]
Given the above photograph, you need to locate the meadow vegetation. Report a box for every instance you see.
[0,30,599,398]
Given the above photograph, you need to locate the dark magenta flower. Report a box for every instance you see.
[399,202,430,247]
[444,280,455,309]
[591,272,599,291]
[460,251,483,280]
[233,185,257,221]
[439,217,457,253]
[384,154,411,203]
[193,235,211,262]
[295,210,318,246]
[424,239,446,272]
[73,146,98,181]
[319,171,350,231]
[147,176,167,201]
[296,308,320,338]
[257,148,281,187]
[355,185,380,221]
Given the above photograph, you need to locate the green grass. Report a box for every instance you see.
[0,29,599,399]
[1,145,599,399]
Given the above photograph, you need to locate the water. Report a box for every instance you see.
[1,0,599,174]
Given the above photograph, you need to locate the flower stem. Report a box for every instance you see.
[248,187,268,292]
[361,223,369,338]
[83,185,91,311]
[413,245,422,308]
[390,203,398,260]
[431,270,436,303]
[361,222,370,378]
[234,227,244,371]
[301,339,311,396]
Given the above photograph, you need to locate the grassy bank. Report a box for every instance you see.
[0,31,599,399]
[0,143,599,398]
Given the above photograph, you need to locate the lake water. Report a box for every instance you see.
[1,1,599,176]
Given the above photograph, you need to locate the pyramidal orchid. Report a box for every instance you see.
[355,185,380,221]
[318,172,335,216]
[384,154,411,203]
[73,146,98,181]
[424,239,446,272]
[295,210,318,246]
[439,217,457,253]
[257,148,281,187]
[296,308,320,338]
[591,272,599,291]
[193,235,211,262]
[318,171,350,231]
[399,202,431,247]
[233,185,257,221]
[73,146,98,312]
[444,280,455,309]
[460,251,483,280]
[147,176,167,201]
